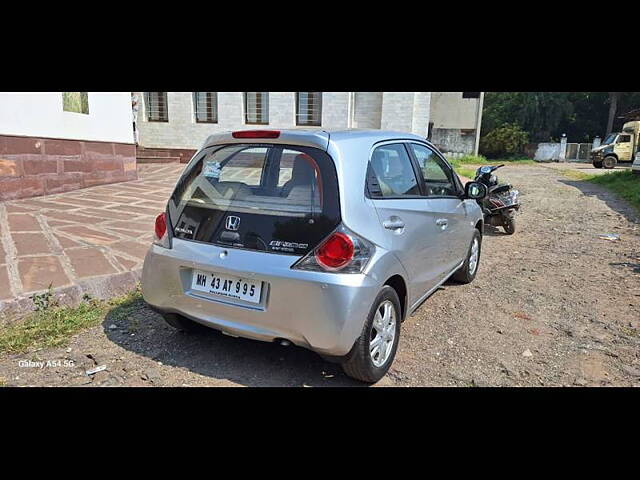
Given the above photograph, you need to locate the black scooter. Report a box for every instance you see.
[474,164,520,235]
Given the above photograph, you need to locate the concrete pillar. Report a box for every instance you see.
[473,93,485,156]
[592,136,601,149]
[559,134,567,162]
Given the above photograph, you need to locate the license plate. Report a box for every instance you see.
[191,269,262,304]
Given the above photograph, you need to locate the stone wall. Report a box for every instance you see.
[430,128,477,156]
[0,135,137,201]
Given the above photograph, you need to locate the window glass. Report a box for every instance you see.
[169,144,338,255]
[216,147,267,186]
[244,92,269,124]
[62,92,89,114]
[194,92,218,123]
[409,143,457,196]
[369,144,420,197]
[296,92,322,126]
[618,135,631,143]
[145,92,168,121]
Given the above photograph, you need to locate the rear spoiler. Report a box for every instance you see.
[201,130,330,152]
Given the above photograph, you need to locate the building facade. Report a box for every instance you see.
[428,92,484,156]
[134,92,433,161]
[0,92,136,201]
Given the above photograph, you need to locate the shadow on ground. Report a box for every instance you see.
[558,178,639,225]
[483,225,511,237]
[102,297,364,387]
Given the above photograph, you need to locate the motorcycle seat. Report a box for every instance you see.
[489,184,512,194]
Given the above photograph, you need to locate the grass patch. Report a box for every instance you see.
[589,170,640,211]
[559,169,640,212]
[447,154,536,167]
[447,154,535,179]
[0,288,143,355]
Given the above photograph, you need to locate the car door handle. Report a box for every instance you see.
[383,219,405,230]
[436,218,448,229]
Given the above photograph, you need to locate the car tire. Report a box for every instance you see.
[341,286,401,383]
[452,229,482,284]
[603,156,617,169]
[161,312,209,333]
[593,161,603,169]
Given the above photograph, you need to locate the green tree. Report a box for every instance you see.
[479,123,529,158]
[482,92,640,144]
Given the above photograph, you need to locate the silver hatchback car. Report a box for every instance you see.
[142,129,487,382]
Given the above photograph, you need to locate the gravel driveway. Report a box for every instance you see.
[2,163,639,387]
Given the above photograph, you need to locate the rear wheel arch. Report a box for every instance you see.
[384,274,407,322]
[475,219,483,235]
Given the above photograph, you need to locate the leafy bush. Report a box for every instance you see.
[480,124,529,158]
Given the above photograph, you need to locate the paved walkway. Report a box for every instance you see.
[0,164,186,317]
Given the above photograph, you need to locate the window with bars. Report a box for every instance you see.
[296,92,322,126]
[145,92,169,122]
[194,92,218,123]
[244,92,269,125]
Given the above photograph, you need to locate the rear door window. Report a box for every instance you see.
[408,143,458,197]
[168,144,339,255]
[367,143,421,198]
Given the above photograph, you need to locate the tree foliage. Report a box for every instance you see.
[480,92,640,148]
[479,123,529,158]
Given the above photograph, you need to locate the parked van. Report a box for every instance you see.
[592,121,640,169]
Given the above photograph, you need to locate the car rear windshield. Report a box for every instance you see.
[167,143,340,255]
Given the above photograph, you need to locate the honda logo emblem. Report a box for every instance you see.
[225,216,241,231]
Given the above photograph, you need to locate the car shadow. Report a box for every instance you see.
[102,297,366,387]
[483,225,509,236]
[558,178,640,224]
[610,262,640,274]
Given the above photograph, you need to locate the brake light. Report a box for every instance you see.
[232,130,280,139]
[315,232,354,270]
[154,212,167,240]
[292,225,374,274]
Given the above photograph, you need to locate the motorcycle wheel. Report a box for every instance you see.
[503,215,516,235]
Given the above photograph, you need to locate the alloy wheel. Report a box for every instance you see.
[369,300,397,367]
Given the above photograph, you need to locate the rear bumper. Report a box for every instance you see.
[141,239,383,356]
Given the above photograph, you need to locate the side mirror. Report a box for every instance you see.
[465,181,487,200]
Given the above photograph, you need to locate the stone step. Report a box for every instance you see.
[136,148,174,157]
[136,156,181,164]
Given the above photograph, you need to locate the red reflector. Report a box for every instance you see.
[155,212,167,239]
[232,130,280,139]
[315,232,354,270]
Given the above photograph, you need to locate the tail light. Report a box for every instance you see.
[292,225,374,274]
[316,232,354,269]
[153,212,171,248]
[232,130,280,139]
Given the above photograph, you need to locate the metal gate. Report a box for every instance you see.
[565,143,592,162]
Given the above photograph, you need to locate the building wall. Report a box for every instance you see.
[135,92,353,150]
[0,93,136,201]
[380,92,415,133]
[380,92,431,137]
[429,92,483,155]
[0,93,133,144]
[136,92,431,150]
[353,92,383,129]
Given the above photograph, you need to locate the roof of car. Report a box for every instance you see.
[201,128,430,151]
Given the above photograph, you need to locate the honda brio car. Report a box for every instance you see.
[142,129,487,383]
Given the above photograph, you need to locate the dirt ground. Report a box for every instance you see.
[1,163,639,387]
